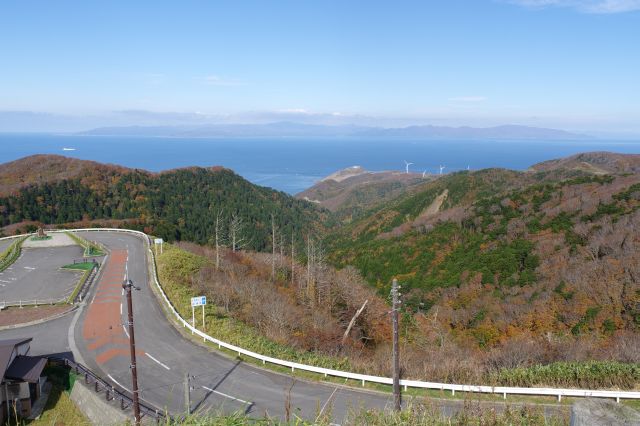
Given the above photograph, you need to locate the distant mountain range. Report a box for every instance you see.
[80,122,590,140]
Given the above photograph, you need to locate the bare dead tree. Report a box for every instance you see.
[314,242,330,308]
[291,232,296,287]
[271,214,277,281]
[229,214,248,252]
[214,209,224,270]
[280,232,285,268]
[306,236,315,306]
[341,299,368,346]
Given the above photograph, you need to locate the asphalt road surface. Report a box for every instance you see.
[73,231,396,421]
[0,311,75,358]
[0,238,14,254]
[0,245,84,301]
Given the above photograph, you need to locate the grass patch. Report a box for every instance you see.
[492,361,640,390]
[61,261,97,271]
[0,236,28,272]
[66,263,98,304]
[153,402,568,425]
[29,235,53,241]
[65,232,106,257]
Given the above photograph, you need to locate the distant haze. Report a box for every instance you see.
[1,110,639,139]
[80,122,590,141]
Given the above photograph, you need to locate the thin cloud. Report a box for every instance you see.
[277,108,311,114]
[448,96,487,102]
[202,75,243,86]
[505,0,640,13]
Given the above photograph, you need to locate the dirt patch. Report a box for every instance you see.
[0,305,71,327]
[23,232,76,248]
[420,189,449,217]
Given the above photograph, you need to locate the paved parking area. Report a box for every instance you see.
[0,245,87,303]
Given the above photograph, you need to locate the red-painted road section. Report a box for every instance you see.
[82,249,144,364]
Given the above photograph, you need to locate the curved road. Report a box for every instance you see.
[74,231,393,421]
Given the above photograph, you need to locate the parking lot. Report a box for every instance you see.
[0,244,86,303]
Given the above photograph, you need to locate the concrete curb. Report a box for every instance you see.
[0,305,77,331]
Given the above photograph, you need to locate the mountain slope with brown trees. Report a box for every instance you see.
[326,152,640,380]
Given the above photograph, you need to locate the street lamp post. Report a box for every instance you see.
[123,279,141,425]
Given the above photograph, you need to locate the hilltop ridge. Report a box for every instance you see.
[0,154,326,249]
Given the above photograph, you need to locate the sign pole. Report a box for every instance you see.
[190,296,207,336]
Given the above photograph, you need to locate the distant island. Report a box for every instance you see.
[80,122,590,141]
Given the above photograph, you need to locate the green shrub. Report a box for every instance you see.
[492,361,640,389]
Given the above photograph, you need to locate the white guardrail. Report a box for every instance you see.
[0,298,68,309]
[4,229,639,403]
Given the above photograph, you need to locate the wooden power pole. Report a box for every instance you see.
[184,372,191,414]
[391,278,401,411]
[123,279,141,425]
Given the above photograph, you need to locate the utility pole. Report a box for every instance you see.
[123,279,141,425]
[391,278,401,411]
[184,372,191,414]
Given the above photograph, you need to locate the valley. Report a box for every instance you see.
[1,151,639,423]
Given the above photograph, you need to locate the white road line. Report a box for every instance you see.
[122,324,130,338]
[0,279,9,283]
[24,266,36,270]
[107,374,131,393]
[202,386,251,405]
[145,353,170,370]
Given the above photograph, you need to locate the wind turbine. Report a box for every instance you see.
[404,160,413,174]
[439,165,446,175]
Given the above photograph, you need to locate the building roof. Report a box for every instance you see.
[5,356,47,383]
[0,337,33,381]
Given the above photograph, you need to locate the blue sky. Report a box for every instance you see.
[0,0,639,133]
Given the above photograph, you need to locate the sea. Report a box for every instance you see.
[1,133,639,195]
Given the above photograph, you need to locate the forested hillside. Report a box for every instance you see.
[327,152,640,352]
[0,155,327,250]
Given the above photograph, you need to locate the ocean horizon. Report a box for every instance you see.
[1,133,639,194]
